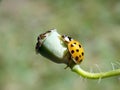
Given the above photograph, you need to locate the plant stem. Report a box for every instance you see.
[36,30,120,79]
[72,65,120,79]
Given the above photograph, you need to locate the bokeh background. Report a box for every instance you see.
[0,0,120,90]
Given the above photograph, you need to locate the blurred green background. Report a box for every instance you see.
[0,0,120,90]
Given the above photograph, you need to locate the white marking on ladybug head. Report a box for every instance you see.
[62,35,73,43]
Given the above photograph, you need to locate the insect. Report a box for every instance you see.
[61,35,84,65]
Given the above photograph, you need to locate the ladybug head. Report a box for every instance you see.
[61,35,73,43]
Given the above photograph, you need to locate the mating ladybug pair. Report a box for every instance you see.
[61,35,84,67]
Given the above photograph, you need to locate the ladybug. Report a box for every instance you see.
[61,35,84,64]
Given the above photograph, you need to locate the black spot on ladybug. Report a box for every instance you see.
[80,59,82,62]
[79,55,81,58]
[75,56,79,61]
[76,49,79,52]
[71,44,74,47]
[79,44,81,48]
[71,50,74,54]
[74,42,76,44]
[82,52,84,56]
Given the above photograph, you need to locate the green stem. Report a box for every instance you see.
[72,65,120,79]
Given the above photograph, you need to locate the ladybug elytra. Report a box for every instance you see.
[61,35,84,65]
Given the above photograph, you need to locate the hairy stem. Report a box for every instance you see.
[72,65,120,79]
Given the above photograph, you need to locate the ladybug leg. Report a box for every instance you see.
[64,55,71,69]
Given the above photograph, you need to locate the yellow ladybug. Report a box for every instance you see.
[61,35,84,64]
